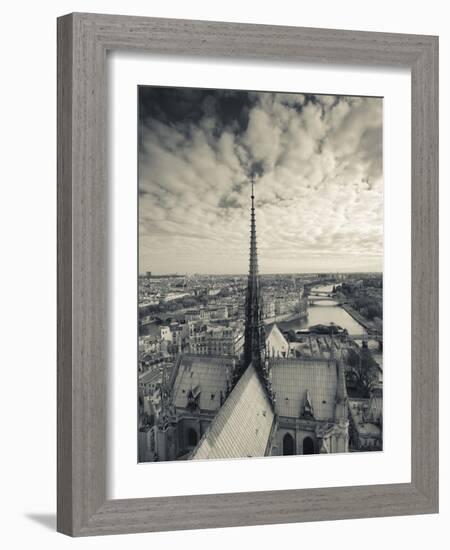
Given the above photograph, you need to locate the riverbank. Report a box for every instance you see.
[263,311,307,325]
[340,303,375,332]
[269,302,366,336]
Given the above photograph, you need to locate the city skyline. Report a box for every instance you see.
[140,270,383,277]
[139,87,383,274]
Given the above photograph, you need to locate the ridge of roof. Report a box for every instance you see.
[190,364,275,460]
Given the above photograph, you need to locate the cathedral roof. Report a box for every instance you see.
[171,355,234,413]
[190,364,275,460]
[270,358,340,421]
[266,323,289,355]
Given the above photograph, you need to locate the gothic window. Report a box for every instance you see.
[303,436,315,455]
[187,428,198,447]
[301,390,315,419]
[282,433,295,455]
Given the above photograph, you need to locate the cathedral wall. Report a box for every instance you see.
[275,425,317,455]
[176,415,213,456]
[138,426,156,462]
[156,425,177,461]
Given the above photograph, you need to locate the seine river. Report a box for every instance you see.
[275,284,366,336]
[276,303,366,336]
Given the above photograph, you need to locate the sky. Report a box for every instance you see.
[138,86,383,275]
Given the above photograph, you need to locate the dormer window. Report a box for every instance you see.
[301,389,315,419]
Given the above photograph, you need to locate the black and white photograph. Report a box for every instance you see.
[138,85,383,462]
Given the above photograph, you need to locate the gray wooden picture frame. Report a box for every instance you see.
[57,12,439,537]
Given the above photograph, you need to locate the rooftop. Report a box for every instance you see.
[139,369,162,386]
[270,357,340,421]
[266,324,289,353]
[349,398,381,437]
[191,364,275,460]
[171,354,235,413]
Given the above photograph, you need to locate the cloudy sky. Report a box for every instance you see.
[138,86,383,275]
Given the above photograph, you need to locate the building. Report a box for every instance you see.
[191,363,275,460]
[142,179,349,462]
[138,368,162,397]
[270,353,349,455]
[138,394,157,462]
[188,322,244,357]
[348,386,383,451]
[155,354,236,460]
[139,334,161,355]
[263,299,276,319]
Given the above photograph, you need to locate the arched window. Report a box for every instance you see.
[282,433,295,455]
[303,436,315,455]
[187,428,198,447]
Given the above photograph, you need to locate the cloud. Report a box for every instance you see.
[138,87,383,274]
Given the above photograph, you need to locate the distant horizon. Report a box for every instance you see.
[139,270,383,277]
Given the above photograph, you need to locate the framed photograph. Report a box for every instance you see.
[57,13,438,536]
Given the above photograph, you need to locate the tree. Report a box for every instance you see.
[367,303,382,320]
[345,347,378,397]
[181,297,198,308]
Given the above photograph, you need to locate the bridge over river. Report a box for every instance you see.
[307,295,347,305]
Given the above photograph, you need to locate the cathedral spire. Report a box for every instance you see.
[243,176,273,400]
